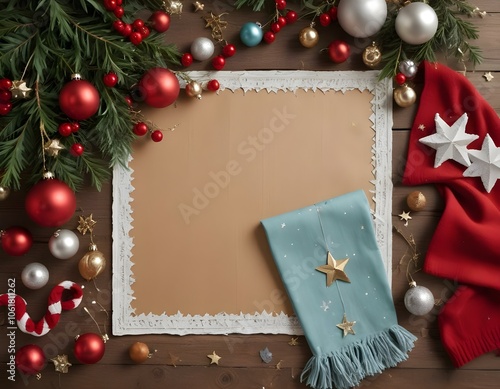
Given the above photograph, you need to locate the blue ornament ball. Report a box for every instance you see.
[240,22,263,47]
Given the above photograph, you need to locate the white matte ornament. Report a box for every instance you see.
[190,37,214,61]
[337,0,387,38]
[49,229,80,259]
[395,2,438,45]
[404,284,434,316]
[21,262,49,290]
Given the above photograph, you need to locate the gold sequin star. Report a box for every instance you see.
[204,12,228,41]
[164,0,183,14]
[288,337,299,346]
[483,72,494,82]
[44,139,64,157]
[78,214,97,235]
[316,252,351,287]
[207,351,221,365]
[10,80,32,99]
[51,354,72,373]
[399,211,412,227]
[193,1,204,11]
[336,314,356,337]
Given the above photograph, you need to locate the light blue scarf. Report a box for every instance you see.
[261,190,416,389]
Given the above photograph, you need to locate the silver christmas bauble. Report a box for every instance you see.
[190,37,215,61]
[404,284,434,316]
[337,0,387,38]
[0,185,10,201]
[48,229,80,259]
[399,59,418,79]
[395,2,438,45]
[21,262,49,290]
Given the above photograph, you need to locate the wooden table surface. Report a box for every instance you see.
[1,1,500,387]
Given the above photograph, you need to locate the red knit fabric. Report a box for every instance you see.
[403,61,500,366]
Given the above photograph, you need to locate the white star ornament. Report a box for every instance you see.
[463,134,500,193]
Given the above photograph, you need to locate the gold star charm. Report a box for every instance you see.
[44,139,64,157]
[336,314,356,337]
[207,351,221,365]
[315,252,351,287]
[288,337,299,346]
[399,211,412,227]
[483,72,494,82]
[164,0,183,14]
[204,12,228,41]
[78,214,97,235]
[10,80,32,99]
[193,1,204,11]
[51,354,72,373]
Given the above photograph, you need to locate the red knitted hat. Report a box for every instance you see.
[403,61,500,366]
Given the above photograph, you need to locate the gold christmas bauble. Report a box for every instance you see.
[185,81,202,99]
[406,190,426,212]
[78,244,106,281]
[129,342,151,364]
[362,43,382,68]
[394,84,416,108]
[299,26,319,48]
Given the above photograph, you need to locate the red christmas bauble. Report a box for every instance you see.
[264,31,276,44]
[133,122,148,136]
[222,44,236,58]
[212,55,226,70]
[59,79,100,121]
[181,53,193,67]
[103,72,118,87]
[151,130,163,142]
[150,10,170,33]
[70,143,84,156]
[58,122,73,137]
[207,79,220,91]
[1,226,33,256]
[25,179,76,228]
[74,333,105,364]
[285,10,298,24]
[137,67,180,108]
[16,344,46,376]
[328,40,350,63]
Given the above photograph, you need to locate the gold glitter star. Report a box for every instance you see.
[276,360,283,370]
[315,252,351,287]
[288,337,299,346]
[418,124,426,131]
[193,1,204,11]
[204,12,228,41]
[164,0,183,14]
[399,211,412,227]
[336,314,356,337]
[207,351,221,365]
[483,72,494,82]
[10,80,32,99]
[51,354,72,373]
[78,214,97,235]
[44,139,64,157]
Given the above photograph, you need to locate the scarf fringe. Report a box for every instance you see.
[301,324,417,389]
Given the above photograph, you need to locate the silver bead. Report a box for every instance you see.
[190,37,215,61]
[21,262,49,290]
[337,0,387,38]
[399,59,418,79]
[404,283,434,316]
[48,229,80,259]
[395,2,438,45]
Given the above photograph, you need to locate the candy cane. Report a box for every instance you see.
[0,280,83,337]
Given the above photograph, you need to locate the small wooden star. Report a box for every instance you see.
[168,352,180,367]
[10,80,32,99]
[315,252,351,287]
[51,354,72,373]
[288,337,299,346]
[336,314,356,337]
[193,1,204,11]
[483,72,494,82]
[44,139,64,157]
[399,211,412,227]
[207,351,221,365]
[78,214,97,235]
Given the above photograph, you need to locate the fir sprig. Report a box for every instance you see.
[0,0,180,191]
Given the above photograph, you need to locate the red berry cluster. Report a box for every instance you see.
[318,6,338,27]
[0,78,13,116]
[58,122,84,156]
[182,43,237,71]
[105,0,170,46]
[133,122,163,142]
[264,0,298,44]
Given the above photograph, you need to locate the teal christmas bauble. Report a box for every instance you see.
[240,22,263,47]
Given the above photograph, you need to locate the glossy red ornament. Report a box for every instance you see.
[150,10,171,33]
[275,0,286,10]
[137,67,180,108]
[104,0,117,11]
[222,44,236,58]
[129,32,143,45]
[277,16,287,28]
[70,143,84,156]
[133,122,148,136]
[58,123,72,137]
[0,89,12,102]
[328,40,350,63]
[16,344,46,376]
[181,53,193,67]
[0,102,12,115]
[59,79,100,121]
[270,22,281,34]
[319,13,331,27]
[151,130,163,142]
[285,10,298,24]
[103,72,118,87]
[395,72,407,85]
[212,55,225,70]
[0,78,12,90]
[207,79,220,91]
[113,6,124,18]
[1,226,33,256]
[25,178,76,228]
[264,31,276,44]
[74,333,105,364]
